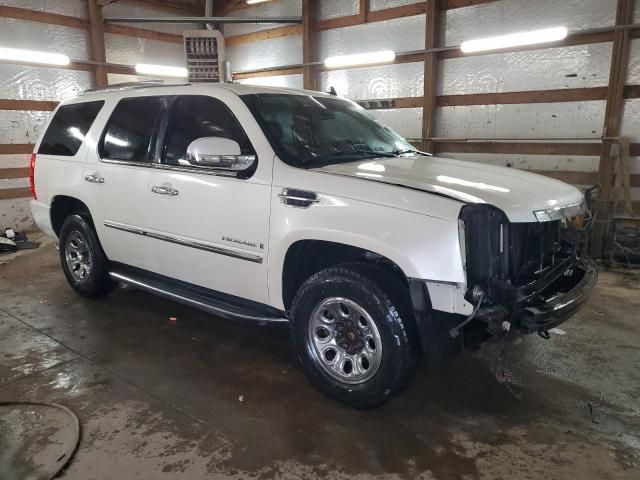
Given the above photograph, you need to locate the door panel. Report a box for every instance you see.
[144,95,271,304]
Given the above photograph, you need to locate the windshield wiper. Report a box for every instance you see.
[393,148,432,157]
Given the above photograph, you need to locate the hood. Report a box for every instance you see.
[316,155,585,223]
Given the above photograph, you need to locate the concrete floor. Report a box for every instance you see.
[0,239,639,480]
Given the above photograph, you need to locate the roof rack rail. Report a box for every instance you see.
[82,80,190,95]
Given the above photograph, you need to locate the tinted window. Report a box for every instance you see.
[241,94,414,169]
[100,96,168,162]
[164,95,254,166]
[38,101,104,156]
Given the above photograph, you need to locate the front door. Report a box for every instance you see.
[144,94,271,305]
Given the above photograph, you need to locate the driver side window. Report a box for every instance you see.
[163,95,254,166]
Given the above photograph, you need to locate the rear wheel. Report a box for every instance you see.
[59,214,115,297]
[290,264,418,408]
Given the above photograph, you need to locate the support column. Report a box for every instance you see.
[591,0,634,255]
[422,0,439,153]
[302,0,315,90]
[87,0,108,87]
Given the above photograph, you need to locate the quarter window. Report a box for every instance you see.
[164,95,254,166]
[38,101,104,156]
[100,96,169,162]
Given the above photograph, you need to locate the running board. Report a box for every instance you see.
[109,266,288,324]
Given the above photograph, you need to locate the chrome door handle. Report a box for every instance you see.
[151,185,179,196]
[84,174,104,184]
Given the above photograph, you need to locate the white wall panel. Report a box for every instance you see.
[227,35,302,71]
[0,198,32,230]
[104,34,185,67]
[440,43,612,95]
[627,39,640,84]
[0,0,86,17]
[102,1,199,35]
[0,110,50,144]
[320,62,424,100]
[370,0,420,11]
[436,102,605,139]
[238,74,304,89]
[317,0,358,20]
[370,108,423,140]
[0,64,91,100]
[224,0,301,36]
[443,0,617,46]
[621,100,640,143]
[0,18,90,61]
[0,155,31,169]
[436,153,600,173]
[316,15,425,59]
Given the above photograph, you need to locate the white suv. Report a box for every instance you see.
[30,82,596,407]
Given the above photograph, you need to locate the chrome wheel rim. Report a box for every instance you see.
[308,297,383,384]
[64,231,93,282]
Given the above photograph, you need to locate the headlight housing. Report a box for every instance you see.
[533,199,586,223]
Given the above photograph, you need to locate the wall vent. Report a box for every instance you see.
[183,30,225,83]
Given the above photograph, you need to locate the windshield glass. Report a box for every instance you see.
[241,93,416,168]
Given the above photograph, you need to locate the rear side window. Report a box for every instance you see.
[99,96,169,162]
[38,101,104,156]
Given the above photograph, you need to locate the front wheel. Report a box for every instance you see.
[290,264,418,408]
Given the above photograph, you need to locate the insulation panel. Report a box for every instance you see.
[238,74,303,89]
[317,0,359,21]
[0,64,91,100]
[104,34,185,68]
[0,0,86,17]
[370,0,421,11]
[370,108,423,140]
[320,62,424,100]
[435,102,606,139]
[224,0,301,36]
[227,35,302,72]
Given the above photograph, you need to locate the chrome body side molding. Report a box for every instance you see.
[103,220,263,264]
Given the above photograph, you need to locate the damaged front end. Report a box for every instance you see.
[459,203,597,339]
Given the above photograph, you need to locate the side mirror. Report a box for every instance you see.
[184,137,256,172]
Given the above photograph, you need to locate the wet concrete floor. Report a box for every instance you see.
[0,240,638,479]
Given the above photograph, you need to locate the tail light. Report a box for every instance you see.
[29,153,37,200]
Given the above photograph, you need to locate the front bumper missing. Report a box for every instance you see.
[477,256,598,334]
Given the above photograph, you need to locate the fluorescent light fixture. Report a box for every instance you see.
[0,47,69,66]
[460,26,568,53]
[135,63,188,78]
[246,0,271,4]
[324,50,396,69]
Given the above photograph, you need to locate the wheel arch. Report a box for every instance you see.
[280,239,411,311]
[50,195,94,236]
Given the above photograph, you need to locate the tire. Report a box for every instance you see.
[58,214,115,297]
[290,263,419,408]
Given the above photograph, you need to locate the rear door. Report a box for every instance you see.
[144,94,272,304]
[83,96,171,271]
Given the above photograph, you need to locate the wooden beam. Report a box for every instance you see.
[367,2,426,23]
[87,0,108,87]
[0,99,58,111]
[225,25,303,46]
[0,5,88,29]
[232,66,303,80]
[0,144,35,155]
[0,187,31,200]
[302,0,315,90]
[442,0,497,9]
[0,5,184,44]
[437,87,610,106]
[359,0,369,23]
[433,142,602,156]
[0,168,29,180]
[534,170,640,187]
[104,23,183,44]
[593,0,635,255]
[422,0,440,153]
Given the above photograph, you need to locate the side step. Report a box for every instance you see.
[109,265,288,324]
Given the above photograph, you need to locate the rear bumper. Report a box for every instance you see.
[30,200,56,238]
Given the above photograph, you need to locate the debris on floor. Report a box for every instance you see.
[0,229,40,253]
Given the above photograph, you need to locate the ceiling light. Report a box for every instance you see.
[246,0,271,4]
[460,26,568,53]
[135,63,188,78]
[0,47,70,66]
[324,50,396,69]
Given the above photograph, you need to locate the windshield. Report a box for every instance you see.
[241,93,418,168]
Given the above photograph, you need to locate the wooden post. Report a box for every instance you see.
[87,0,108,87]
[422,0,439,153]
[359,0,369,23]
[302,0,315,90]
[591,0,634,256]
